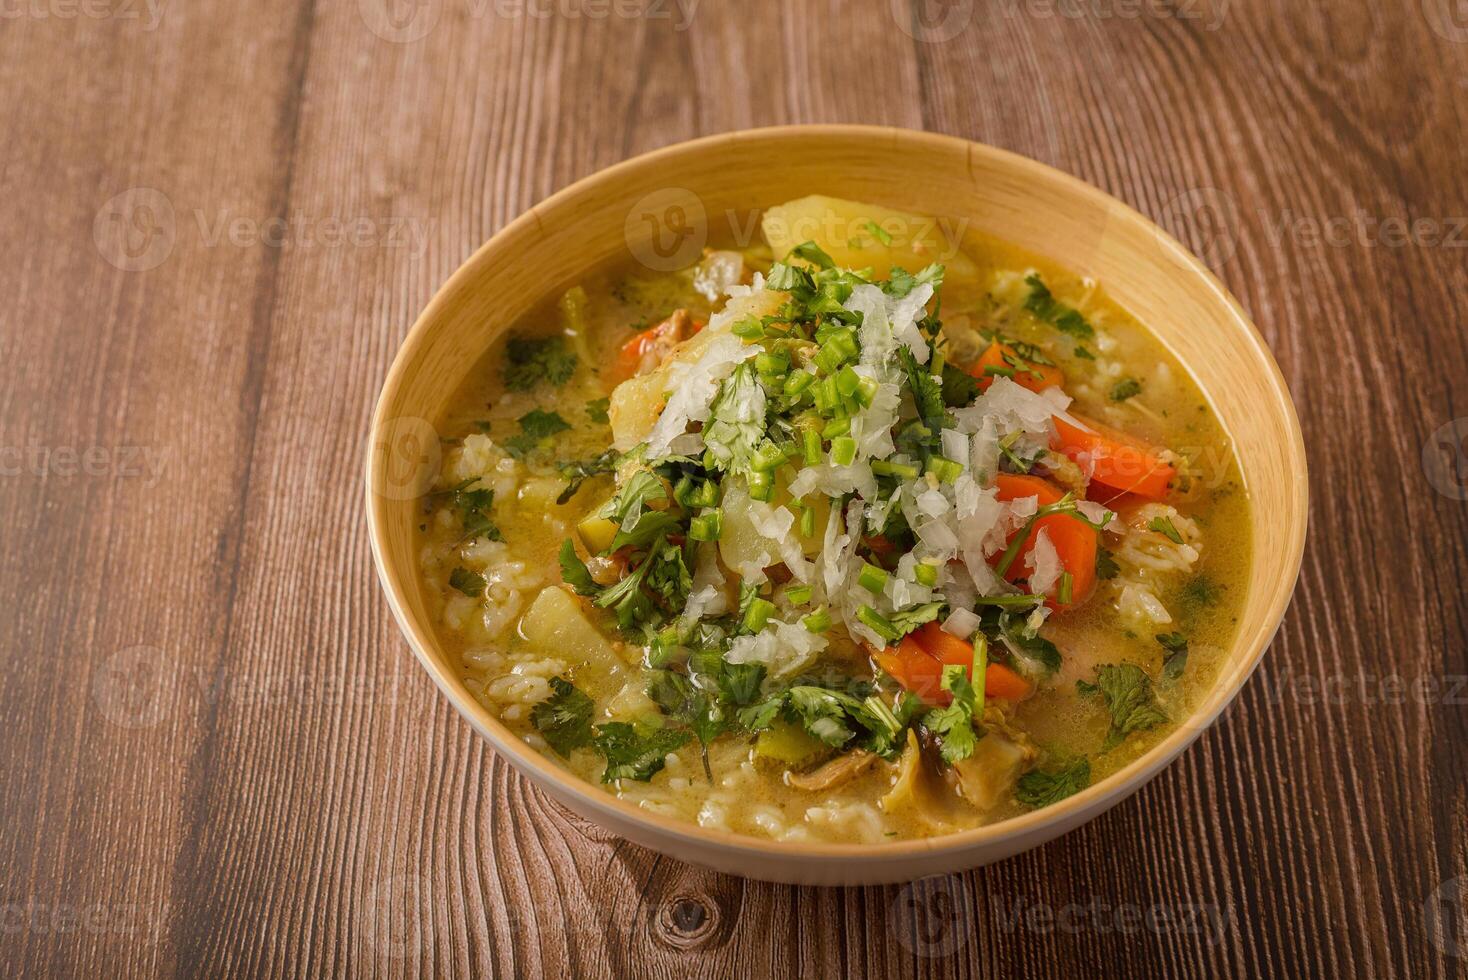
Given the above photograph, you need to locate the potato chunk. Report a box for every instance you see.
[519,586,627,680]
[761,195,979,288]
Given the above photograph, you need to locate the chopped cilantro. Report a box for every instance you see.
[863,220,893,246]
[440,479,502,543]
[1156,632,1190,680]
[558,539,598,596]
[504,408,571,458]
[1078,663,1169,750]
[940,361,980,407]
[556,448,619,504]
[1095,547,1121,580]
[1023,274,1095,340]
[448,566,485,597]
[1073,345,1095,360]
[593,722,690,783]
[922,664,981,763]
[531,677,595,756]
[1015,759,1091,808]
[1180,574,1222,609]
[1110,377,1143,402]
[1148,514,1184,543]
[503,335,577,392]
[585,397,611,424]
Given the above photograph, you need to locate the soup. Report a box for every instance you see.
[416,196,1249,843]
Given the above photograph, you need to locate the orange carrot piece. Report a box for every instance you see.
[1051,414,1175,500]
[967,341,1065,394]
[992,473,1097,610]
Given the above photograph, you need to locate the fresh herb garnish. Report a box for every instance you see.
[503,335,577,392]
[531,676,595,756]
[1110,377,1143,402]
[440,479,503,543]
[585,397,611,424]
[593,722,690,782]
[1156,632,1190,680]
[504,409,571,458]
[1180,574,1222,609]
[1024,274,1095,340]
[1095,547,1120,580]
[1015,759,1091,808]
[448,566,486,597]
[556,448,619,504]
[922,662,982,764]
[1078,663,1168,750]
[1148,514,1184,543]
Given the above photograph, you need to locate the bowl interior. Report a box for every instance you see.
[367,126,1306,863]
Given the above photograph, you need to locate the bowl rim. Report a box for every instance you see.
[366,124,1309,861]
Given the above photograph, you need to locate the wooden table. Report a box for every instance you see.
[4,1,1466,976]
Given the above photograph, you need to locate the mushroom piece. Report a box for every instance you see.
[787,749,878,792]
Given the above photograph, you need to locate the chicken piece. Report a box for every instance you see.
[787,749,878,792]
[621,309,697,381]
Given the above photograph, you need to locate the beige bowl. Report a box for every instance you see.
[366,126,1307,886]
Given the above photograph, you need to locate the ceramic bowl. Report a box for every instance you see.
[366,125,1307,886]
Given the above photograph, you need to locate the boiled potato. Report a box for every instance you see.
[761,195,979,289]
[519,586,627,679]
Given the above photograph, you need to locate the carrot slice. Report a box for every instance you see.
[992,473,1097,610]
[967,341,1065,394]
[1051,414,1175,500]
[876,627,1034,705]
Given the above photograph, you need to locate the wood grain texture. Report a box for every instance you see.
[1,1,1464,977]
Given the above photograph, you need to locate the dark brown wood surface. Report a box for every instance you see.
[3,1,1466,976]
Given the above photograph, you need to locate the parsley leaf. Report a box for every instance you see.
[940,361,980,407]
[1015,759,1091,808]
[1079,663,1169,750]
[531,677,595,756]
[556,448,619,504]
[504,409,571,458]
[503,335,577,392]
[448,566,485,597]
[443,479,503,543]
[1148,514,1184,543]
[1156,632,1190,680]
[922,664,982,763]
[702,362,768,480]
[558,539,598,596]
[593,722,690,782]
[1024,273,1095,340]
[863,220,893,245]
[1110,377,1143,402]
